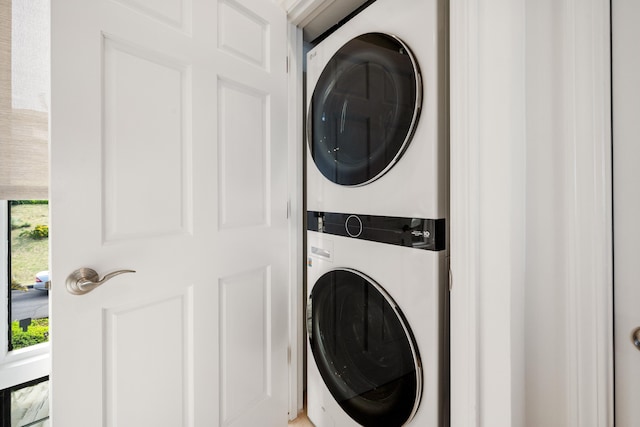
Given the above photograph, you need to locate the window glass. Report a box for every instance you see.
[9,200,49,351]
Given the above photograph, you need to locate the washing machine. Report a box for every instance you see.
[306,0,448,220]
[306,227,448,427]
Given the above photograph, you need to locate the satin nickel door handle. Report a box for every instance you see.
[631,327,640,351]
[66,268,135,295]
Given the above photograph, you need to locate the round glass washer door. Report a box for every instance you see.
[307,268,422,427]
[308,32,422,186]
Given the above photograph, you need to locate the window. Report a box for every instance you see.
[0,0,51,420]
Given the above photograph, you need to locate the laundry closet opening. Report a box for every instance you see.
[293,0,449,425]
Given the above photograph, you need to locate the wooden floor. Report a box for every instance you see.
[288,411,314,426]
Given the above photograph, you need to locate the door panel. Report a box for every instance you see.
[50,0,288,425]
[104,290,192,426]
[218,80,268,228]
[219,267,270,425]
[103,37,191,240]
[613,0,640,425]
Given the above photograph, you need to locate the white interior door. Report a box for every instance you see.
[613,0,640,424]
[50,0,289,425]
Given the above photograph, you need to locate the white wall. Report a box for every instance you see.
[524,1,613,425]
[451,0,613,425]
[524,2,571,424]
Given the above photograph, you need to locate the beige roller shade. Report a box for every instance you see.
[0,0,49,200]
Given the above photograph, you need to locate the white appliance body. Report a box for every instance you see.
[305,0,448,425]
[306,0,448,220]
[306,231,447,427]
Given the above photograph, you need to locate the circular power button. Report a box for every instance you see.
[345,215,363,238]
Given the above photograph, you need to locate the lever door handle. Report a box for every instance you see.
[66,268,135,295]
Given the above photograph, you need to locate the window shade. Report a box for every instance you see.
[0,0,50,200]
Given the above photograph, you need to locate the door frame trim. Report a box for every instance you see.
[287,22,305,420]
[556,1,614,424]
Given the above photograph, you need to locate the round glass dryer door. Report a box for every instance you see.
[308,33,422,186]
[307,269,422,427]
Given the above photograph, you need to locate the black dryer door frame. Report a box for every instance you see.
[308,32,422,186]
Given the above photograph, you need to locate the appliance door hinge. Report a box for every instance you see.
[286,55,290,73]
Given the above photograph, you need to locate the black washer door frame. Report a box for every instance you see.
[307,32,422,187]
[306,268,423,427]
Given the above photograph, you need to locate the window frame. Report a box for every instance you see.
[0,200,50,391]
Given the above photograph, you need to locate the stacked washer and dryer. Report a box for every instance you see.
[305,0,449,426]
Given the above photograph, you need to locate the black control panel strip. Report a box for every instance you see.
[307,211,446,251]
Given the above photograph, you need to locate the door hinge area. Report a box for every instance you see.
[286,56,290,73]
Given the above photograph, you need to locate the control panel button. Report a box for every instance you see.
[345,215,363,237]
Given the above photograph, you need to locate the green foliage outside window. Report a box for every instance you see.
[20,224,48,239]
[11,319,49,350]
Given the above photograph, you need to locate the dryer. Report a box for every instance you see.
[306,0,448,220]
[306,228,448,427]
